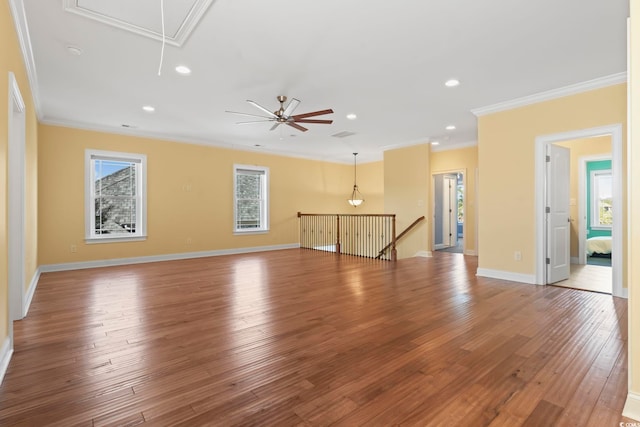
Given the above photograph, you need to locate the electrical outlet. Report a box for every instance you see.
[514,251,522,261]
[70,244,77,253]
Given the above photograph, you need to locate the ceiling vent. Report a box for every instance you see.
[331,131,357,138]
[63,0,214,47]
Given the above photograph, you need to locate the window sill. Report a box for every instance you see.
[590,226,612,231]
[85,235,147,244]
[234,229,269,235]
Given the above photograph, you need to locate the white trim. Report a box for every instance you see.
[0,337,13,386]
[578,154,613,265]
[476,268,537,285]
[433,244,447,250]
[85,149,147,241]
[40,119,384,165]
[8,0,42,119]
[39,244,300,273]
[570,257,580,265]
[233,164,270,233]
[464,250,477,256]
[535,125,623,298]
[23,268,41,317]
[623,392,640,422]
[8,73,26,323]
[429,140,478,152]
[414,251,433,258]
[472,73,628,117]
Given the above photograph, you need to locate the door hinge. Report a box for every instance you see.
[546,155,551,162]
[546,257,551,265]
[545,206,551,213]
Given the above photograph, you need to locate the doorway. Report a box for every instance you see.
[535,125,623,297]
[433,171,464,254]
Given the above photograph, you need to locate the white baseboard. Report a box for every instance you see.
[414,251,433,258]
[464,250,477,256]
[23,267,41,317]
[40,243,301,273]
[623,392,640,421]
[476,268,537,285]
[433,244,447,250]
[570,257,580,264]
[0,337,13,386]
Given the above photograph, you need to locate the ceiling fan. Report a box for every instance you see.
[225,95,333,132]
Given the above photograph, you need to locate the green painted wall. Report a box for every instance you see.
[586,159,612,239]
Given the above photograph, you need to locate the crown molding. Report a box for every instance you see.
[471,72,628,117]
[430,140,477,153]
[8,0,43,120]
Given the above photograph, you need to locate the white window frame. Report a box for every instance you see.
[590,169,612,230]
[233,164,269,234]
[85,149,147,243]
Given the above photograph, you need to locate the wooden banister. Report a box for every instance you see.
[376,216,425,259]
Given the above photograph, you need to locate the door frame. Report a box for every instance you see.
[578,154,612,265]
[8,72,26,330]
[534,124,624,297]
[431,169,466,252]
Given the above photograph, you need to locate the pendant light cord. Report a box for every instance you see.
[353,153,358,187]
[157,0,166,76]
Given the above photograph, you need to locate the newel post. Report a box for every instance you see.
[336,214,341,254]
[391,215,397,261]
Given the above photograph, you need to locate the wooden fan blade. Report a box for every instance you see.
[247,100,278,118]
[293,119,333,124]
[292,109,333,120]
[286,122,308,132]
[226,110,273,119]
[283,98,300,117]
[270,122,281,131]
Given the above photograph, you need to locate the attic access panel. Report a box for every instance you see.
[64,0,214,46]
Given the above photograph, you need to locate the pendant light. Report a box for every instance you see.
[348,152,364,207]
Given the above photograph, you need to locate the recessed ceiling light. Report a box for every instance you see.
[142,105,155,113]
[446,125,456,130]
[445,79,460,87]
[66,45,83,56]
[175,65,191,75]
[346,113,357,120]
[431,141,440,146]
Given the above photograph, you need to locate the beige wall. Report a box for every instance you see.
[627,0,640,418]
[1,1,39,344]
[37,124,384,265]
[477,84,626,275]
[555,136,612,258]
[430,145,478,254]
[383,144,430,258]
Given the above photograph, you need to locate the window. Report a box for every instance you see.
[85,150,147,242]
[234,165,269,233]
[591,169,612,229]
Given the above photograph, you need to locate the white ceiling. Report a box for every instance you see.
[14,0,629,163]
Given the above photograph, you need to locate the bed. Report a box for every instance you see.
[586,236,612,256]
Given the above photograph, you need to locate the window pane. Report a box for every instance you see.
[595,172,612,226]
[237,199,261,229]
[95,196,137,234]
[95,160,136,197]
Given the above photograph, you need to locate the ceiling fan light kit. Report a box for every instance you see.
[226,95,334,132]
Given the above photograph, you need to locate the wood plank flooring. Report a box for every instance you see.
[0,249,632,426]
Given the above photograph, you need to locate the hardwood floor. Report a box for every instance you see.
[0,250,632,426]
[552,264,613,294]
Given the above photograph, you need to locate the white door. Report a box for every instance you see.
[546,144,571,284]
[442,176,457,247]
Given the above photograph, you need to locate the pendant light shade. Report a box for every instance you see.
[348,153,364,207]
